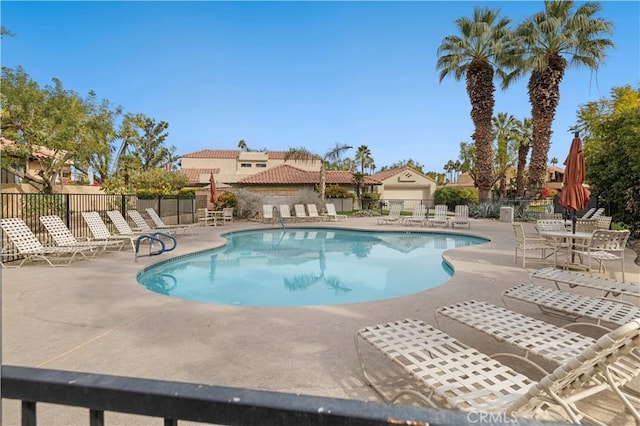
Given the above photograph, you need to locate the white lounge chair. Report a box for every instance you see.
[294,204,309,222]
[512,223,555,268]
[590,207,606,219]
[82,211,138,250]
[221,207,234,224]
[279,205,293,222]
[426,205,449,228]
[145,208,195,235]
[306,204,322,221]
[0,217,95,267]
[325,203,347,222]
[40,215,124,254]
[262,204,275,223]
[531,267,639,300]
[355,317,640,424]
[502,282,640,327]
[449,205,470,229]
[572,229,631,282]
[107,210,150,236]
[435,300,640,422]
[581,207,596,219]
[377,203,402,225]
[401,204,427,226]
[127,210,155,233]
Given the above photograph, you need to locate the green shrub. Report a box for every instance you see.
[215,191,238,211]
[325,185,354,200]
[361,192,380,210]
[434,187,479,210]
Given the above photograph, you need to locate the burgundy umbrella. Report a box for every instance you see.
[559,132,590,232]
[209,173,218,205]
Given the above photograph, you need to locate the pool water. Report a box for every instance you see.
[137,229,487,307]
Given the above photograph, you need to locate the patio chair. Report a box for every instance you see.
[40,215,124,254]
[127,210,155,233]
[306,204,322,221]
[597,215,613,230]
[355,317,640,424]
[262,204,275,223]
[0,217,95,267]
[575,218,598,233]
[82,211,138,250]
[502,282,640,327]
[512,223,555,268]
[145,208,195,235]
[279,205,293,222]
[325,203,347,222]
[221,207,234,224]
[377,203,402,225]
[531,267,639,300]
[107,210,150,236]
[435,300,640,422]
[572,229,631,282]
[401,204,427,226]
[590,207,606,219]
[426,205,448,228]
[581,207,596,219]
[197,208,216,226]
[449,205,470,229]
[294,204,309,222]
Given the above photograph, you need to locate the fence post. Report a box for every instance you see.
[64,193,71,227]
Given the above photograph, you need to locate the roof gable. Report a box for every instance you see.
[371,166,436,185]
[181,149,292,160]
[180,168,221,184]
[237,164,379,185]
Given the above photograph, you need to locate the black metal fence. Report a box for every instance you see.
[0,193,197,262]
[1,365,558,426]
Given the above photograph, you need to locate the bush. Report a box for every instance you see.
[214,191,238,211]
[361,192,380,210]
[325,185,354,200]
[434,187,479,210]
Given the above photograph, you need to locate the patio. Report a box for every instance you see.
[2,217,639,424]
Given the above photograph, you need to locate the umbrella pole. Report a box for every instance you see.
[571,210,577,264]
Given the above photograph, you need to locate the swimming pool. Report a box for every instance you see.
[137,228,488,307]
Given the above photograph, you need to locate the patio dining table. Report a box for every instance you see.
[539,230,593,270]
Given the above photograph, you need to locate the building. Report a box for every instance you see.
[370,167,438,208]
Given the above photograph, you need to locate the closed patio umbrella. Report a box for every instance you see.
[209,173,218,204]
[559,132,590,233]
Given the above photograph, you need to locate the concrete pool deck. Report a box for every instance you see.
[2,217,639,425]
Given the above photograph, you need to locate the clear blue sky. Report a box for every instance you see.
[2,1,638,174]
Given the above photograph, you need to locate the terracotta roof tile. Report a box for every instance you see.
[237,164,379,185]
[182,149,291,159]
[371,166,426,182]
[180,168,221,184]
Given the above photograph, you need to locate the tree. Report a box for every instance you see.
[116,113,173,172]
[437,7,513,203]
[284,143,352,203]
[511,0,613,199]
[380,159,425,174]
[457,142,477,187]
[355,145,374,175]
[238,139,247,151]
[580,85,640,232]
[443,160,456,183]
[1,26,15,37]
[0,66,110,193]
[513,117,533,198]
[492,112,518,198]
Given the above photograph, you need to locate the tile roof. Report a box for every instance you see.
[180,168,221,184]
[237,164,379,185]
[370,166,433,183]
[181,149,291,159]
[0,137,68,161]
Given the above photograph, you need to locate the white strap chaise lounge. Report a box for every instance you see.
[531,267,639,300]
[1,217,95,267]
[502,282,640,327]
[325,203,347,222]
[40,215,124,254]
[355,317,640,425]
[145,208,195,235]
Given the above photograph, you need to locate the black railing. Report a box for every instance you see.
[0,193,197,263]
[1,365,558,426]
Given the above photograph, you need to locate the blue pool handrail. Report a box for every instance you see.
[134,232,177,260]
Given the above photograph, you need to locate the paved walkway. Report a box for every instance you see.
[2,217,639,425]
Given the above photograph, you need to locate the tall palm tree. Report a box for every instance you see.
[492,112,518,198]
[354,145,373,175]
[511,0,613,198]
[284,143,352,203]
[437,7,513,203]
[513,117,533,198]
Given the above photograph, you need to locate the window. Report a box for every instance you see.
[256,163,267,168]
[240,163,252,168]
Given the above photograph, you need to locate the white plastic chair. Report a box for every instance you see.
[512,223,554,268]
[450,205,470,228]
[573,230,631,282]
[325,203,347,222]
[427,205,449,228]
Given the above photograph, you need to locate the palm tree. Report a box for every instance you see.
[513,117,533,198]
[437,7,513,203]
[285,143,352,203]
[355,145,373,175]
[492,112,518,198]
[237,139,248,151]
[511,0,613,198]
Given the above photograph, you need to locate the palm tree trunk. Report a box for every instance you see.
[516,143,529,198]
[467,61,495,204]
[320,164,326,204]
[526,58,565,198]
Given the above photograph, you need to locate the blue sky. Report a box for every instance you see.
[2,1,638,174]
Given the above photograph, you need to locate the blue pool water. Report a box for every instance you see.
[137,229,487,307]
